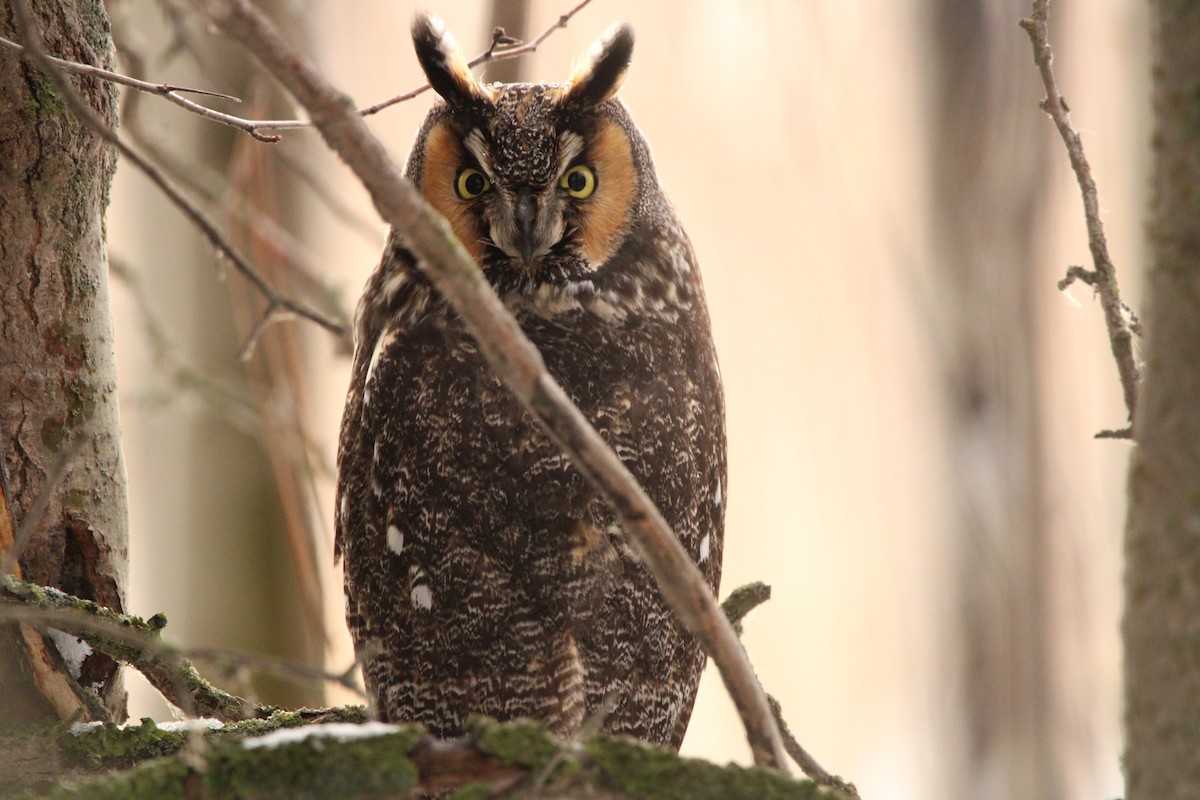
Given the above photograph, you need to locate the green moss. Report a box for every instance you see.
[469,716,561,769]
[453,782,498,800]
[42,720,425,799]
[206,726,423,799]
[586,736,825,800]
[61,718,170,765]
[23,95,40,124]
[32,757,193,800]
[28,77,65,119]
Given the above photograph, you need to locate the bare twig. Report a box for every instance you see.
[718,583,856,796]
[0,33,236,99]
[0,31,288,143]
[1020,0,1141,435]
[266,0,598,128]
[4,2,594,142]
[767,695,859,798]
[9,1,348,346]
[192,0,787,771]
[113,25,378,261]
[237,302,285,362]
[720,581,772,636]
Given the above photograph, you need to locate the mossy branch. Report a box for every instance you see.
[22,717,829,800]
[2,575,253,721]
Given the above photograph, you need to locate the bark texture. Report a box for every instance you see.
[1124,4,1200,798]
[0,0,128,725]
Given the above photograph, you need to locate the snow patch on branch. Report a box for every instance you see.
[47,628,92,679]
[70,717,226,735]
[158,718,225,733]
[243,721,399,750]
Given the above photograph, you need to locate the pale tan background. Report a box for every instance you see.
[106,1,1144,797]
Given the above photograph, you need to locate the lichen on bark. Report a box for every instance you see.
[0,0,129,726]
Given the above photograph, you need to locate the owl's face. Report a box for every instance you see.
[408,15,646,290]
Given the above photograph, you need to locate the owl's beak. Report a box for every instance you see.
[515,189,538,267]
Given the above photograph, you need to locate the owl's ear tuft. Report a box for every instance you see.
[563,22,634,109]
[412,12,493,107]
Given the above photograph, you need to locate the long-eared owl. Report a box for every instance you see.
[336,12,726,749]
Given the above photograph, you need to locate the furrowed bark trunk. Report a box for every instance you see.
[1124,4,1200,798]
[0,0,128,727]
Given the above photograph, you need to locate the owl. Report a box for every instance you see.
[335,13,726,750]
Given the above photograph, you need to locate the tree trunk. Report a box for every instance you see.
[0,0,128,726]
[1124,4,1200,798]
[926,2,1063,797]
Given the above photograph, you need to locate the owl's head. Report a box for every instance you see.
[406,13,657,288]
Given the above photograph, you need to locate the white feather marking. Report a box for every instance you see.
[381,270,408,302]
[698,534,711,564]
[411,585,433,611]
[557,132,585,176]
[464,129,493,177]
[365,327,398,388]
[387,525,404,555]
[714,481,723,507]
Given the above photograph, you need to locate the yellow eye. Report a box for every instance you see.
[560,165,596,199]
[456,168,491,200]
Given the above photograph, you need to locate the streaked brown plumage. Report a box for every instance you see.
[336,12,725,748]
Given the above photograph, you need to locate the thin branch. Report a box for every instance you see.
[767,696,858,799]
[0,32,288,143]
[1,575,250,720]
[720,580,772,637]
[265,0,598,128]
[4,1,593,141]
[1020,0,1141,432]
[192,0,788,772]
[0,576,365,720]
[238,301,285,362]
[0,33,236,99]
[9,1,348,346]
[719,583,857,797]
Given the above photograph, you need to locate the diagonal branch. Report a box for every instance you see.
[190,0,788,772]
[1020,0,1141,437]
